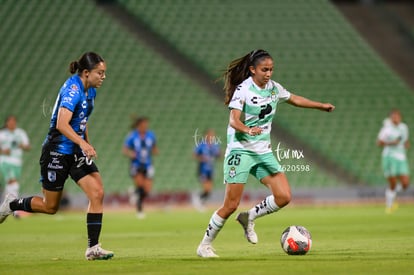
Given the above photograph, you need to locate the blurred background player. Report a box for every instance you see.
[196,49,335,258]
[0,52,114,260]
[377,109,410,214]
[192,128,221,211]
[123,116,158,219]
[0,115,31,218]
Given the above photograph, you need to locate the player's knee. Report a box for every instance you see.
[89,188,104,203]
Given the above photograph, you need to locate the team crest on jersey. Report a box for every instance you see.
[270,91,277,102]
[70,84,79,91]
[229,167,236,178]
[82,100,87,108]
[47,171,56,182]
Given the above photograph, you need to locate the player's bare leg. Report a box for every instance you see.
[197,183,244,257]
[1,188,63,223]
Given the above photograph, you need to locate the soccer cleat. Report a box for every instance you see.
[191,192,206,213]
[392,202,399,212]
[197,243,219,258]
[85,244,114,260]
[236,212,258,244]
[136,212,146,219]
[385,202,399,214]
[0,193,17,224]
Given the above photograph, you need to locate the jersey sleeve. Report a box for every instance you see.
[274,82,291,103]
[0,131,6,149]
[149,131,157,147]
[124,132,134,149]
[228,86,246,111]
[402,123,409,141]
[377,126,389,142]
[194,144,202,155]
[60,84,82,112]
[19,129,30,146]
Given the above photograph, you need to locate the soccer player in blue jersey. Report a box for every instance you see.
[193,129,221,210]
[123,117,158,218]
[0,52,114,260]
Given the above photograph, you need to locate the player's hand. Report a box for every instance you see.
[0,148,11,155]
[322,103,335,112]
[80,140,97,159]
[248,126,262,136]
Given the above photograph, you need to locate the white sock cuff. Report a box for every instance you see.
[6,182,20,196]
[207,211,227,231]
[266,195,280,212]
[395,183,403,193]
[385,188,396,196]
[212,211,226,226]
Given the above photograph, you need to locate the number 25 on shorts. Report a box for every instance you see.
[227,154,241,166]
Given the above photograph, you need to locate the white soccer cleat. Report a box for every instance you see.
[197,243,219,258]
[191,192,206,213]
[0,193,16,224]
[136,212,146,219]
[236,212,258,244]
[85,244,114,260]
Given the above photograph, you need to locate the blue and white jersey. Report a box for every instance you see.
[124,130,157,168]
[44,75,96,154]
[194,142,220,173]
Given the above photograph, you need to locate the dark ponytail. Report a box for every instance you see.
[69,61,80,74]
[222,49,272,105]
[69,52,104,75]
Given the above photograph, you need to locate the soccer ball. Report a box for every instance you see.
[280,225,312,255]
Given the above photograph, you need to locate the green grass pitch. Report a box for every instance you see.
[0,203,413,275]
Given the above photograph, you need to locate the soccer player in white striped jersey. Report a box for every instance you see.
[197,49,335,258]
[0,115,30,205]
[377,109,410,214]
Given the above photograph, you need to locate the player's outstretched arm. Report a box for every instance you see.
[287,94,335,112]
